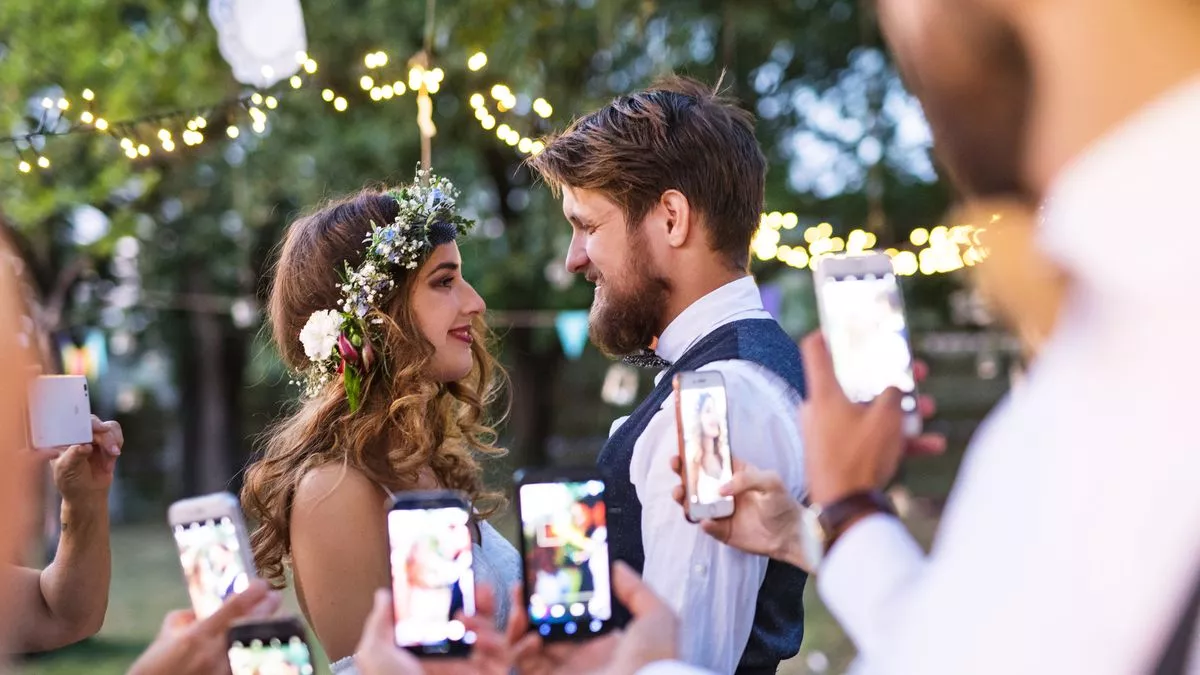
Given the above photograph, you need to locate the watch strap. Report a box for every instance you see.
[817,490,896,553]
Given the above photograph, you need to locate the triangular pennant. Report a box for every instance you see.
[554,310,590,360]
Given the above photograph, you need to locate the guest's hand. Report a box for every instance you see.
[670,456,807,569]
[127,580,281,675]
[510,561,678,675]
[800,332,944,507]
[53,416,123,505]
[356,583,511,675]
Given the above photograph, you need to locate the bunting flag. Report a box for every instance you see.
[554,310,590,360]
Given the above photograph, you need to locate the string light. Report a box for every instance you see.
[36,156,49,168]
[751,214,992,276]
[94,118,109,131]
[251,93,263,105]
[333,96,348,112]
[57,98,69,111]
[80,111,95,124]
[467,52,488,71]
[265,96,278,109]
[322,89,335,102]
[532,98,553,118]
[290,75,303,89]
[304,59,318,74]
[17,160,30,173]
[361,76,375,91]
[82,89,95,101]
[137,144,150,157]
[227,126,240,139]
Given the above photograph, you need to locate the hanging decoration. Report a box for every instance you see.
[208,0,308,89]
[554,310,590,360]
[601,363,640,407]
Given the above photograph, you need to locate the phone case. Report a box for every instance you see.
[27,376,92,449]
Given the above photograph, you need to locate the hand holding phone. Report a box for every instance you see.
[514,469,613,642]
[673,371,735,522]
[387,490,477,657]
[813,252,922,436]
[167,492,258,620]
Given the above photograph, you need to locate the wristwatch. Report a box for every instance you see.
[799,490,896,570]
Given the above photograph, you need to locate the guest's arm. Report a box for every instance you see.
[9,417,123,652]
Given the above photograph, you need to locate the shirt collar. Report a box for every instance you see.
[654,276,764,363]
[1040,75,1200,278]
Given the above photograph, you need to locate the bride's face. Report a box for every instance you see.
[409,243,486,382]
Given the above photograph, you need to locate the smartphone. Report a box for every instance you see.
[387,490,477,657]
[514,468,613,642]
[167,492,257,620]
[673,371,736,522]
[813,252,921,436]
[227,617,316,675]
[26,375,92,449]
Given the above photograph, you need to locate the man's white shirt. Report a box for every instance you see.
[612,276,807,673]
[814,76,1200,673]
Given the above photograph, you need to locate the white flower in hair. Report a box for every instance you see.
[299,309,343,362]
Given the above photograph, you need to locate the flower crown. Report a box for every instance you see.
[293,168,474,411]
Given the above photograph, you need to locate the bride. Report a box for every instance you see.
[241,170,520,673]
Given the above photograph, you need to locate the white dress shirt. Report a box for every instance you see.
[613,276,807,673]
[818,77,1200,673]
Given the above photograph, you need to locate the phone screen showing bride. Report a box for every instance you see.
[517,477,612,642]
[675,371,735,520]
[387,500,476,657]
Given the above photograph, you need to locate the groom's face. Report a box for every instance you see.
[561,186,671,357]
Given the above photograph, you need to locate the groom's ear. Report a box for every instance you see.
[660,189,692,248]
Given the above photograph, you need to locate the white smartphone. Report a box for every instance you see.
[26,375,93,449]
[167,492,257,620]
[813,252,921,436]
[673,371,736,522]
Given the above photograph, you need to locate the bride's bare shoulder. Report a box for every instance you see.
[293,463,390,518]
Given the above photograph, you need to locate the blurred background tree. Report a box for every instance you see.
[0,0,1004,518]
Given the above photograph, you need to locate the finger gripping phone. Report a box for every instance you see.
[673,371,735,522]
[26,375,92,449]
[226,617,315,675]
[387,490,477,657]
[514,468,613,642]
[813,252,922,436]
[167,492,258,620]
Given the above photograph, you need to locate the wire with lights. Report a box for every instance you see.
[750,211,995,277]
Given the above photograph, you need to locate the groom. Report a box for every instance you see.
[529,77,808,674]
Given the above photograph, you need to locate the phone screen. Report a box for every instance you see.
[819,270,917,408]
[173,517,252,619]
[227,635,315,675]
[518,479,611,639]
[387,505,476,653]
[678,382,734,507]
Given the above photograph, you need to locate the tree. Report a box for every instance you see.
[0,0,954,502]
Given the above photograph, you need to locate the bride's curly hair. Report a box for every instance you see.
[242,186,507,587]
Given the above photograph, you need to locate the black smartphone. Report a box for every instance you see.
[226,617,315,675]
[387,490,476,657]
[514,468,614,642]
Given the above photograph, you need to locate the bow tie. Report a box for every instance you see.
[622,348,672,370]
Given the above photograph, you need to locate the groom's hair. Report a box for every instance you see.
[528,74,765,271]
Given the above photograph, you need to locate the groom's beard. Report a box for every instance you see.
[588,252,671,358]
